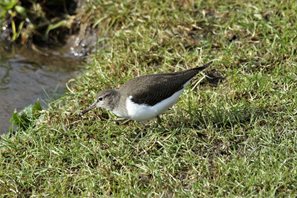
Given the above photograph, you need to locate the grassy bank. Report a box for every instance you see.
[1,0,297,196]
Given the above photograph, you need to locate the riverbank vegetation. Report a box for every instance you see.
[0,0,95,56]
[0,0,77,44]
[1,0,297,196]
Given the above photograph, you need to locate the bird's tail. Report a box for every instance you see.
[178,61,213,83]
[192,61,213,72]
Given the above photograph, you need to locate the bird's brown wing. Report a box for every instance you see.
[119,62,212,106]
[120,73,189,106]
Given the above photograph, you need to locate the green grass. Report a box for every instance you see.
[1,0,297,196]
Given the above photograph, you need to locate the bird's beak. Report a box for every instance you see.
[79,101,97,116]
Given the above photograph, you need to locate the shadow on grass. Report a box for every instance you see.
[177,103,268,130]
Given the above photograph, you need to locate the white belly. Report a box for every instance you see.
[125,89,183,121]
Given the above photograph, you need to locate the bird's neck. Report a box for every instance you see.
[111,90,130,118]
[108,89,121,111]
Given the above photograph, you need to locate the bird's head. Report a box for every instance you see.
[80,89,119,115]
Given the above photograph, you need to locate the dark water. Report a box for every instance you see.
[0,44,81,134]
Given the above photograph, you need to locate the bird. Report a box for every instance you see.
[80,61,212,121]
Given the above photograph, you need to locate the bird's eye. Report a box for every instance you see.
[98,97,103,101]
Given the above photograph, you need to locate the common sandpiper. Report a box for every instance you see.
[80,61,212,121]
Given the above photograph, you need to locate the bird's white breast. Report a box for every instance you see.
[125,89,184,121]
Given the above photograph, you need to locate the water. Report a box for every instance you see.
[0,44,81,134]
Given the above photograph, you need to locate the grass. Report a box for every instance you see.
[1,0,297,196]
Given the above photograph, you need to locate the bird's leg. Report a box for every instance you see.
[155,115,166,129]
[157,116,162,124]
[114,118,131,125]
